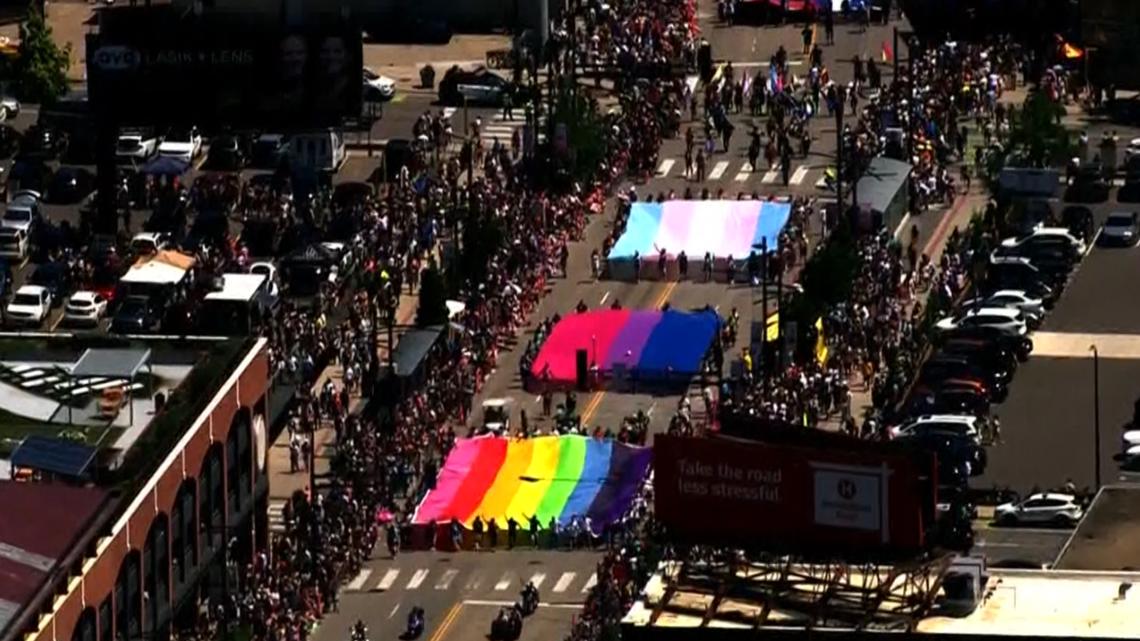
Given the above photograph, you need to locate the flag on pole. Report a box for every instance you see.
[881,41,893,63]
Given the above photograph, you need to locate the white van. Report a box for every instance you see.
[199,273,278,335]
[289,130,346,173]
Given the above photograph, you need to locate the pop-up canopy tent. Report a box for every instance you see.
[607,200,791,281]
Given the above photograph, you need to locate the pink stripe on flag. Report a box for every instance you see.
[414,437,488,522]
[651,201,696,258]
[724,201,763,257]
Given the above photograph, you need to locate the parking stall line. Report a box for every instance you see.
[347,568,372,591]
[552,572,576,593]
[708,160,729,180]
[406,569,429,589]
[377,568,400,591]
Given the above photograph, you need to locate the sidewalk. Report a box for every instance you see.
[266,291,420,533]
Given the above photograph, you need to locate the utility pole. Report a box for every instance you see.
[835,84,844,220]
[760,236,769,395]
[1091,344,1102,490]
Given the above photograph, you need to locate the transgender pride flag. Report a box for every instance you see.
[607,200,792,262]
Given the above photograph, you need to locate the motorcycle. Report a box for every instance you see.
[489,606,522,641]
[520,583,539,616]
[406,606,425,639]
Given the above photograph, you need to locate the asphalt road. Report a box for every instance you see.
[974,521,1072,568]
[312,550,597,641]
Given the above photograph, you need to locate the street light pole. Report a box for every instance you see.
[1090,344,1102,490]
[835,85,844,217]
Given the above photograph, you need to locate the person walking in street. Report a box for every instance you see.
[696,148,707,182]
[824,8,834,44]
[801,23,813,56]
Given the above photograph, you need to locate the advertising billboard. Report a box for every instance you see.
[654,435,933,557]
[87,8,362,129]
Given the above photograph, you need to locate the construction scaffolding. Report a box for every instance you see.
[632,552,955,632]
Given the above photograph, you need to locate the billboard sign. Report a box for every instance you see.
[87,9,362,129]
[654,435,932,556]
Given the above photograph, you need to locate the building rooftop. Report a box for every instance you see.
[1054,486,1140,571]
[0,482,111,633]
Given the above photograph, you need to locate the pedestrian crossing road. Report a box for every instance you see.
[340,551,599,599]
[654,155,832,188]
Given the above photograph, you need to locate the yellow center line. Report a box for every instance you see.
[581,281,677,427]
[429,602,463,641]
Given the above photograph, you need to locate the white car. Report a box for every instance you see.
[363,68,396,101]
[63,291,108,326]
[158,127,203,163]
[995,492,1084,527]
[6,285,51,327]
[1100,211,1139,246]
[0,95,20,120]
[890,414,981,442]
[116,133,159,161]
[961,290,1045,324]
[130,232,172,255]
[999,227,1087,257]
[0,228,27,260]
[1125,137,1140,161]
[935,307,1028,336]
[2,190,41,233]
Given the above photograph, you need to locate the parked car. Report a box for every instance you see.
[906,383,991,417]
[19,125,67,160]
[363,67,397,101]
[116,132,159,162]
[438,66,522,106]
[130,232,173,256]
[0,95,20,120]
[900,431,987,483]
[63,291,109,326]
[251,134,289,168]
[28,262,69,305]
[960,290,1045,325]
[890,414,982,443]
[935,306,1028,336]
[206,135,247,170]
[8,159,52,193]
[938,324,1034,362]
[1100,211,1139,246]
[158,126,203,163]
[0,227,28,260]
[5,284,51,326]
[45,167,96,205]
[995,493,1083,527]
[988,255,1063,294]
[109,295,162,334]
[919,355,1008,400]
[2,190,42,234]
[1125,137,1140,161]
[0,124,22,159]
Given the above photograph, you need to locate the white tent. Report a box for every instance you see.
[120,260,187,285]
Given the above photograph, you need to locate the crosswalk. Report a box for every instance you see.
[655,156,829,187]
[268,502,286,534]
[342,566,598,596]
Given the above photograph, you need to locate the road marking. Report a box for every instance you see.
[428,603,463,641]
[734,165,752,182]
[790,165,810,185]
[377,568,400,590]
[815,175,828,188]
[494,573,513,591]
[436,569,459,590]
[553,572,576,593]
[1031,331,1140,359]
[581,573,598,593]
[407,569,429,589]
[347,568,372,590]
[462,599,584,609]
[580,391,605,426]
[647,401,657,417]
[708,160,729,180]
[528,573,547,589]
[1086,229,1101,257]
[465,573,484,591]
[600,291,610,305]
[657,158,675,177]
[443,107,457,118]
[389,603,401,619]
[48,312,64,333]
[762,169,779,184]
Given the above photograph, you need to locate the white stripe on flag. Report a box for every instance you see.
[708,160,729,180]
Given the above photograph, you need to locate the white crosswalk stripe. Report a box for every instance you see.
[495,573,513,591]
[465,573,485,591]
[708,160,729,180]
[267,503,286,533]
[377,569,400,591]
[347,569,372,591]
[762,169,779,184]
[406,569,429,589]
[443,107,457,118]
[734,165,753,182]
[528,573,547,589]
[581,573,598,593]
[790,165,810,185]
[553,572,576,593]
[657,158,675,177]
[436,569,459,590]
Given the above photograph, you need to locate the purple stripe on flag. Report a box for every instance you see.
[602,311,661,369]
[584,443,654,533]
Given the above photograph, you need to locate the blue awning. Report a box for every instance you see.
[10,435,97,479]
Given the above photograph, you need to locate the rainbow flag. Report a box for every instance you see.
[413,435,653,534]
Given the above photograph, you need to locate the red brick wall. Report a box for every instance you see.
[28,341,269,641]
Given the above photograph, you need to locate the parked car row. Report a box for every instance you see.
[892,225,1092,526]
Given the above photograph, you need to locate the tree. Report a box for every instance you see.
[14,2,71,105]
[1005,92,1073,168]
[415,267,449,328]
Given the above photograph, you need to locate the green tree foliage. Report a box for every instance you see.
[14,2,71,105]
[548,82,607,183]
[415,267,449,328]
[1005,92,1073,168]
